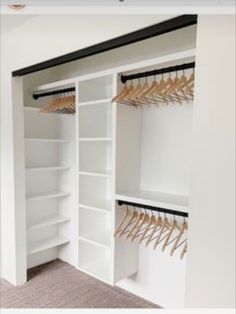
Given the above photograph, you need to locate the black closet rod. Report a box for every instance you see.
[120,61,195,84]
[117,200,188,218]
[32,87,75,100]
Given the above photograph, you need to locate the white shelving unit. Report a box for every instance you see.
[16,47,196,306]
[24,86,76,270]
[77,74,116,284]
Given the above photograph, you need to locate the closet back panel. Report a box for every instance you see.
[25,142,60,168]
[79,103,112,138]
[140,104,193,195]
[79,141,112,173]
[27,248,58,269]
[79,176,112,206]
[26,199,58,227]
[24,109,61,139]
[79,75,113,102]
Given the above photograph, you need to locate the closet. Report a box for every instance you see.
[13,16,197,307]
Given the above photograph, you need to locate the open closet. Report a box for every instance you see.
[12,15,198,308]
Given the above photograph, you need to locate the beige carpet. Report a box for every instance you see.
[0,259,159,308]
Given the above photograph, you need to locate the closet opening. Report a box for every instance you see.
[13,17,197,307]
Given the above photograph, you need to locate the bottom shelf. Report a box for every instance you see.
[78,239,111,284]
[28,235,70,255]
[78,257,111,284]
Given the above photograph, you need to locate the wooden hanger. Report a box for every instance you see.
[114,206,130,236]
[153,215,170,249]
[170,220,188,256]
[130,209,149,242]
[112,83,129,103]
[119,207,138,238]
[162,218,178,252]
[139,211,156,244]
[125,209,145,240]
[117,81,135,105]
[180,241,187,259]
[145,214,162,247]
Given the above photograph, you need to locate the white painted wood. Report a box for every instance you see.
[78,239,111,284]
[78,98,112,107]
[79,141,112,174]
[25,138,70,143]
[26,191,70,201]
[78,256,111,285]
[186,16,236,308]
[24,106,73,116]
[116,190,188,213]
[78,137,112,142]
[79,207,111,248]
[28,215,70,230]
[11,77,27,285]
[26,166,70,172]
[27,235,70,255]
[79,171,112,208]
[79,171,111,178]
[78,203,111,213]
[79,101,112,138]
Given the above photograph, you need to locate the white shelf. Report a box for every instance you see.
[26,166,70,172]
[28,235,70,255]
[79,171,111,178]
[25,138,70,143]
[78,256,111,284]
[78,137,112,142]
[79,203,111,214]
[34,81,75,94]
[27,191,70,201]
[79,199,112,212]
[28,215,70,230]
[78,98,112,107]
[79,229,111,249]
[24,106,41,112]
[116,190,189,213]
[24,106,71,115]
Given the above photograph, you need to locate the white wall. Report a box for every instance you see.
[0,14,169,284]
[186,15,235,308]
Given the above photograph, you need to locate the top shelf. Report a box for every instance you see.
[116,190,189,213]
[78,98,112,107]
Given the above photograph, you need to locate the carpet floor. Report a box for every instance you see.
[0,259,159,308]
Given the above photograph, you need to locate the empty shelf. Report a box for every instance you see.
[25,138,70,143]
[79,98,112,107]
[27,191,70,201]
[116,190,189,212]
[24,106,40,112]
[78,256,111,284]
[79,199,112,212]
[26,166,70,172]
[79,171,111,178]
[28,235,70,255]
[28,215,70,230]
[78,137,112,142]
[79,203,111,214]
[79,229,111,249]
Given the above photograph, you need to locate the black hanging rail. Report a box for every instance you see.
[120,62,195,84]
[32,87,75,100]
[117,200,188,218]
